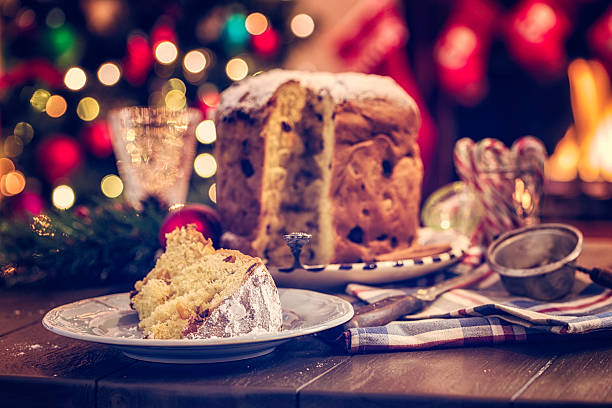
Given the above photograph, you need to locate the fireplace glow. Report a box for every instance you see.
[547,59,612,192]
[548,127,579,182]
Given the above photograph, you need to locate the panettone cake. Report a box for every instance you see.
[215,70,423,266]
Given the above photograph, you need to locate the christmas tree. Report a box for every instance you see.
[0,0,313,287]
[0,0,311,213]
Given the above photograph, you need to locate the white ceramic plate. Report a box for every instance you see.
[269,228,469,289]
[42,289,353,364]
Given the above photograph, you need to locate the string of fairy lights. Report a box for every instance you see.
[0,5,316,212]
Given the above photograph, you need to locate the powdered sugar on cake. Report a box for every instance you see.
[184,263,283,339]
[217,69,417,117]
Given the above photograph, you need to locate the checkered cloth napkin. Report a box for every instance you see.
[344,247,612,353]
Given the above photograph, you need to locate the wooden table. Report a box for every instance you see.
[2,235,612,408]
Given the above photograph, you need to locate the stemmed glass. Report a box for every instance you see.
[109,107,201,209]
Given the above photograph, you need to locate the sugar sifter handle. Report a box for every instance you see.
[576,265,612,289]
[588,267,612,289]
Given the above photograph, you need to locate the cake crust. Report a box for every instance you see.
[215,70,423,265]
[330,99,422,262]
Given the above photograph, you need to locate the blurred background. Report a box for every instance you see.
[1,0,611,220]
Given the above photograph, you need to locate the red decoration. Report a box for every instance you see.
[81,120,113,158]
[251,27,280,57]
[588,4,612,73]
[124,33,153,86]
[36,135,83,182]
[505,0,571,78]
[332,0,437,176]
[159,204,222,248]
[0,58,63,91]
[10,191,44,220]
[434,0,498,105]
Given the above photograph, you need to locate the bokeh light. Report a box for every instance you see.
[436,26,477,70]
[77,97,100,121]
[208,182,217,203]
[52,185,75,210]
[3,136,23,157]
[14,122,34,143]
[100,174,123,198]
[0,158,15,176]
[245,12,268,36]
[81,120,113,158]
[291,13,315,38]
[223,13,249,48]
[37,135,82,181]
[45,95,68,118]
[163,78,187,95]
[30,89,51,111]
[1,171,26,196]
[198,83,220,107]
[252,27,280,56]
[165,89,186,110]
[516,2,557,44]
[125,33,152,85]
[46,7,65,28]
[225,57,248,81]
[97,62,121,86]
[194,153,217,178]
[82,0,123,35]
[183,50,207,73]
[16,8,35,29]
[64,67,87,91]
[154,41,178,64]
[195,120,217,144]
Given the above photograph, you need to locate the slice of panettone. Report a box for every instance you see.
[130,225,282,339]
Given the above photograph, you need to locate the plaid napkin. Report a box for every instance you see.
[344,247,612,353]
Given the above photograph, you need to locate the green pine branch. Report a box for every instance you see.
[0,198,166,288]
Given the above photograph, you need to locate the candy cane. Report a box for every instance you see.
[512,136,546,182]
[478,138,514,205]
[511,136,547,223]
[453,136,546,245]
[475,139,517,240]
[454,138,476,186]
[457,138,503,244]
[455,138,490,244]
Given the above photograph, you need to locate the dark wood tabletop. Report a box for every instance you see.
[2,229,612,408]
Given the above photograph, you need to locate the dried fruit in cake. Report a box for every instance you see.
[214,70,423,266]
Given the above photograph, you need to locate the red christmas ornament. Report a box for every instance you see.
[36,135,82,182]
[251,27,280,57]
[159,204,222,248]
[81,120,113,158]
[434,0,498,105]
[505,0,571,78]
